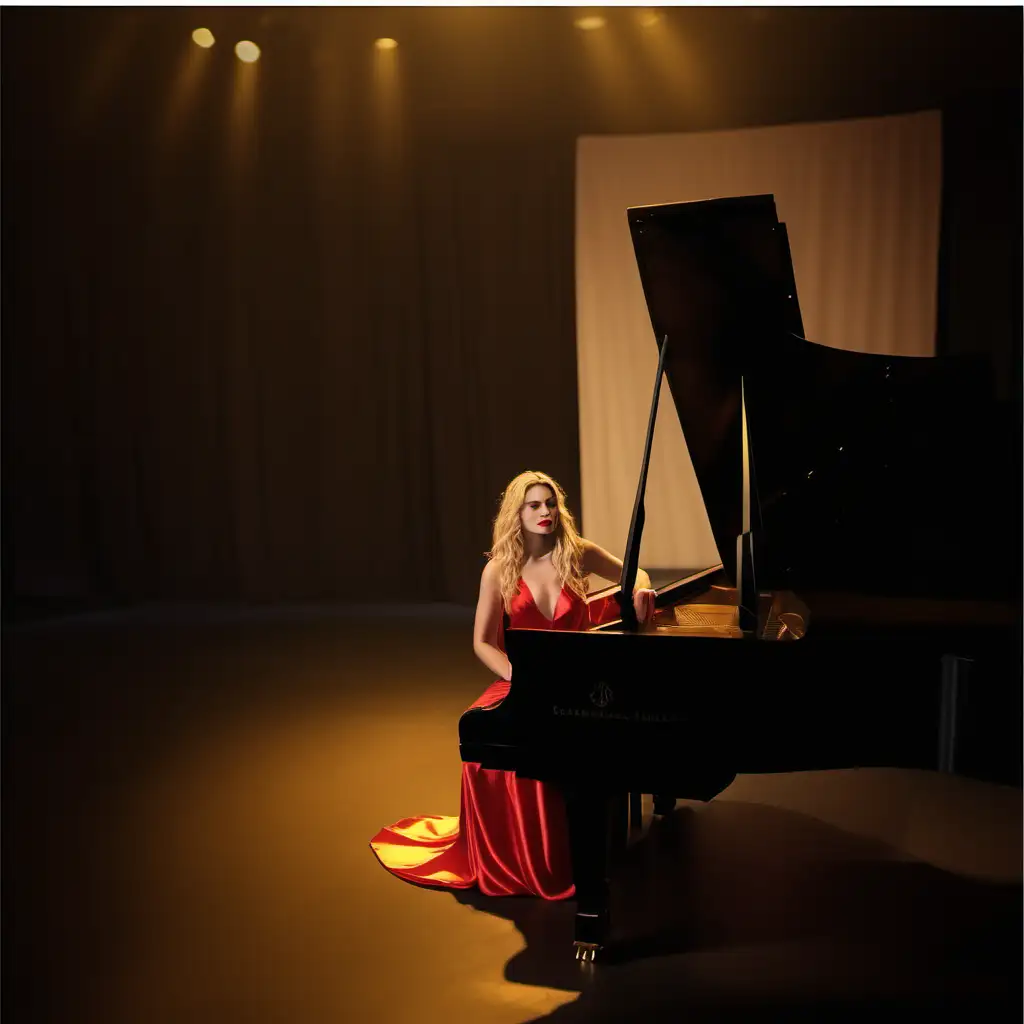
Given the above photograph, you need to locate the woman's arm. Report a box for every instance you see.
[582,538,656,624]
[473,560,513,680]
[581,538,652,592]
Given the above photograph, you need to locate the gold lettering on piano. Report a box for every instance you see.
[552,705,686,723]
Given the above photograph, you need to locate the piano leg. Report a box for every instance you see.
[937,654,970,773]
[609,791,629,867]
[629,790,643,830]
[652,793,676,816]
[563,786,614,962]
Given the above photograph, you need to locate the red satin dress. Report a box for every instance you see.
[369,578,620,899]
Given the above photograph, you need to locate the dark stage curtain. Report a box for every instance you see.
[2,11,583,611]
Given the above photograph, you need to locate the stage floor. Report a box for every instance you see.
[4,605,1021,1023]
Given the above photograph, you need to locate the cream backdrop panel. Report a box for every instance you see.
[575,111,942,576]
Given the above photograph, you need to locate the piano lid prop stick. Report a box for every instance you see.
[736,375,758,633]
[617,333,670,631]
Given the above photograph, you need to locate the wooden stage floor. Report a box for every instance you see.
[4,605,1021,1023]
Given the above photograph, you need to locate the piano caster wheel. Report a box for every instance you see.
[574,942,601,964]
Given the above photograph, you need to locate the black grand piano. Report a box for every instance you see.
[459,195,1020,961]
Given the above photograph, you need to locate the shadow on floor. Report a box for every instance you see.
[452,801,1021,1022]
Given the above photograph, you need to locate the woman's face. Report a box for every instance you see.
[520,484,558,537]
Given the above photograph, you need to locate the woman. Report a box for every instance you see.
[369,470,656,899]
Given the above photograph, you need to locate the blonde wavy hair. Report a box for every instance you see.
[487,470,587,612]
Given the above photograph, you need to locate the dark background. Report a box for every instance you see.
[3,6,1021,617]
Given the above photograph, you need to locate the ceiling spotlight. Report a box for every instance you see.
[192,28,215,48]
[574,16,606,31]
[235,40,261,63]
[375,38,398,51]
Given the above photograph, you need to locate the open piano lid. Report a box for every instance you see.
[627,195,1007,602]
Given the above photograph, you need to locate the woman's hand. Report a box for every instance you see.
[633,587,657,625]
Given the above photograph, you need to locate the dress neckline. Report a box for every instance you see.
[519,577,564,624]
